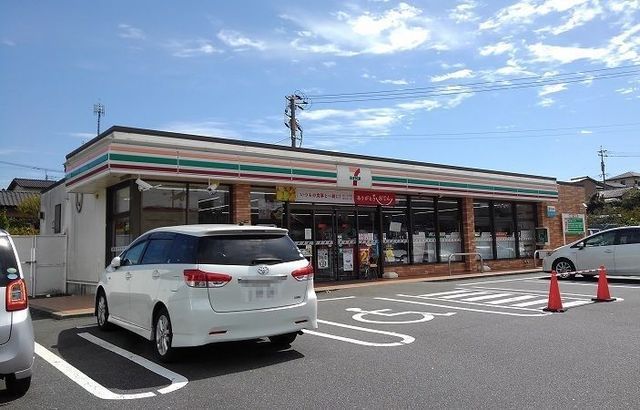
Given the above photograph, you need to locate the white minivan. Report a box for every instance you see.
[96,224,318,362]
[543,226,640,278]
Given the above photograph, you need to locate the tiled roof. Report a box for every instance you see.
[601,186,638,199]
[0,190,38,207]
[609,171,640,180]
[7,178,57,191]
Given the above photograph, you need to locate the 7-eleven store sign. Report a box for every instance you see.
[337,165,372,188]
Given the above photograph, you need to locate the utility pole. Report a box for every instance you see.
[93,102,105,136]
[598,146,608,186]
[284,92,309,148]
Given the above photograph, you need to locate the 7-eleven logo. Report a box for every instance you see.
[350,168,361,186]
[337,165,371,188]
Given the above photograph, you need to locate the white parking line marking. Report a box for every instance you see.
[318,296,356,302]
[486,295,539,305]
[467,285,599,298]
[417,289,473,297]
[78,333,188,394]
[34,343,156,400]
[460,293,512,302]
[438,291,488,299]
[401,294,545,312]
[345,308,455,324]
[377,297,550,317]
[463,276,546,286]
[562,300,593,308]
[511,299,549,307]
[76,324,98,329]
[303,319,415,347]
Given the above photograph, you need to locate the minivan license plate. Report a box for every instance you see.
[245,284,277,301]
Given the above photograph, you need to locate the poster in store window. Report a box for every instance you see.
[317,248,329,269]
[342,248,354,271]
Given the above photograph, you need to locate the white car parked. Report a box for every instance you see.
[543,226,640,278]
[96,224,318,362]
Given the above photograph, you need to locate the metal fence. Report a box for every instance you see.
[12,234,67,297]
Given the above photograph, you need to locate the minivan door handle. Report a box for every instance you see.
[604,250,613,254]
[125,272,132,280]
[152,270,160,279]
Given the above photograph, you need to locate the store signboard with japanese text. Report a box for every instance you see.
[354,190,396,206]
[295,188,354,204]
[562,213,586,234]
[276,186,396,207]
[337,165,372,188]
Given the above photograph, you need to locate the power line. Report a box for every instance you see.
[309,69,640,104]
[0,160,64,173]
[307,64,640,100]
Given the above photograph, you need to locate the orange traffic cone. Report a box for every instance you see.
[592,265,616,302]
[543,270,565,312]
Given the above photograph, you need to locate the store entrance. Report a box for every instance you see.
[288,204,381,282]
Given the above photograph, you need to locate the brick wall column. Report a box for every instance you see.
[232,184,251,224]
[460,197,476,271]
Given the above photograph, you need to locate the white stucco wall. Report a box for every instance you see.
[41,185,106,287]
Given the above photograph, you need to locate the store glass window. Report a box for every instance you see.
[494,202,516,259]
[251,187,284,227]
[438,198,463,262]
[474,201,493,260]
[516,203,536,257]
[382,196,409,265]
[110,185,132,258]
[188,184,231,224]
[411,197,436,263]
[357,208,379,279]
[115,187,130,214]
[141,182,187,233]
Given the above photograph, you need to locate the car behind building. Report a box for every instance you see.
[96,224,318,362]
[0,230,35,396]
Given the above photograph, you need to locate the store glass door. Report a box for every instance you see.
[314,207,336,281]
[356,208,380,279]
[336,209,358,280]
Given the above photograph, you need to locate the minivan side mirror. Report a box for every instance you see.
[578,242,585,250]
[110,256,121,269]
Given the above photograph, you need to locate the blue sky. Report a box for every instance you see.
[1,1,640,189]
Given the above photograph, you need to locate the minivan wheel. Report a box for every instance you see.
[552,258,576,279]
[269,332,297,348]
[153,308,175,362]
[5,375,31,396]
[96,292,113,330]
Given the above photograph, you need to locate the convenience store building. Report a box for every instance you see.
[41,126,585,294]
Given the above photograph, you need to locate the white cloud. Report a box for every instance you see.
[579,129,593,134]
[282,3,437,56]
[538,83,567,96]
[322,61,337,68]
[380,79,409,85]
[479,41,515,56]
[69,132,95,139]
[431,69,474,82]
[217,30,266,51]
[2,39,16,47]
[616,87,635,94]
[397,99,442,110]
[537,97,555,107]
[449,0,480,23]
[480,0,591,31]
[528,42,608,64]
[167,40,222,58]
[118,24,145,40]
[537,1,603,35]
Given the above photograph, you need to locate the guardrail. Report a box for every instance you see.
[448,252,484,276]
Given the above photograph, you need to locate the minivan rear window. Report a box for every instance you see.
[0,237,19,287]
[197,234,304,265]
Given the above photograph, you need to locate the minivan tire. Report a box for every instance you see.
[269,332,297,348]
[552,258,576,279]
[96,292,113,331]
[153,308,175,363]
[5,374,31,396]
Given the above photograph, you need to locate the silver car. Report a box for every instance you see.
[0,230,34,396]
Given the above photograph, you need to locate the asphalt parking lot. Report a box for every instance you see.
[3,273,640,408]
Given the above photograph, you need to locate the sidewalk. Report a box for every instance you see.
[29,267,542,320]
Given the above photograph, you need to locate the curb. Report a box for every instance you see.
[30,306,95,321]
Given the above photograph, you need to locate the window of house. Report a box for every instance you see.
[382,196,409,265]
[141,182,187,233]
[516,203,537,257]
[188,183,231,224]
[474,201,493,260]
[494,202,516,260]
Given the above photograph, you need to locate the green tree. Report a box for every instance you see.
[0,209,9,230]
[619,189,640,211]
[17,195,40,229]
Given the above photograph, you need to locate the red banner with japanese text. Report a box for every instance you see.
[354,190,396,206]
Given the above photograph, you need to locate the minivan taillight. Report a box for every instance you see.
[183,269,232,288]
[6,279,28,311]
[291,264,314,281]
